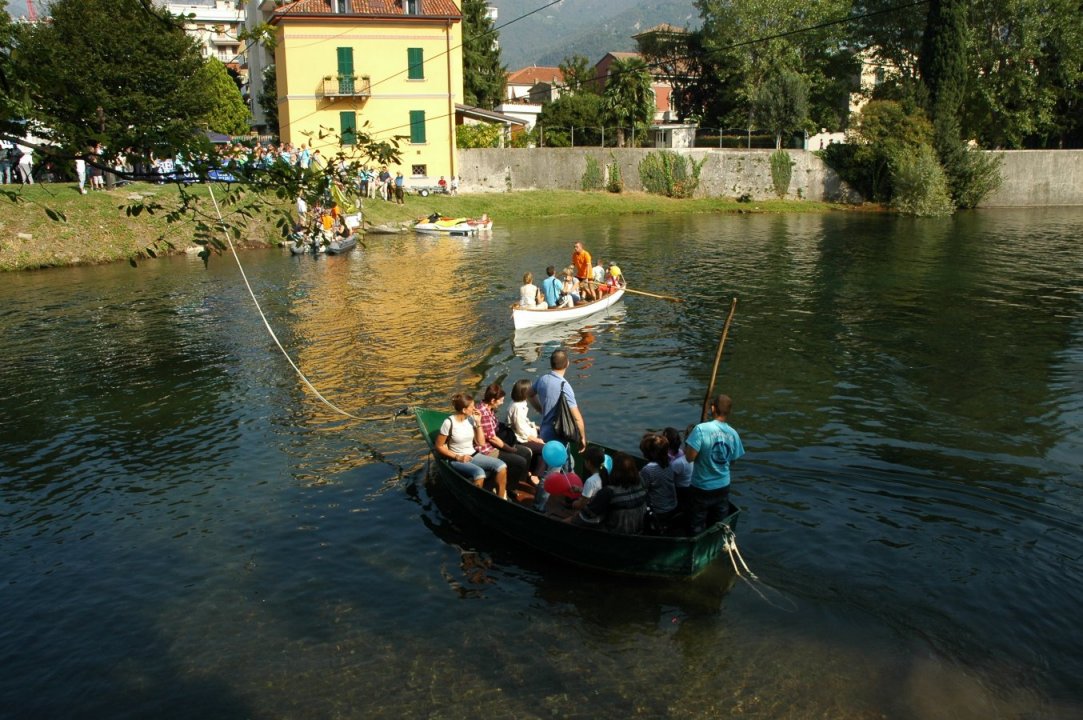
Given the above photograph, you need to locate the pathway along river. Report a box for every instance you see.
[2,208,1082,718]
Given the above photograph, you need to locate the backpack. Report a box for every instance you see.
[552,381,580,445]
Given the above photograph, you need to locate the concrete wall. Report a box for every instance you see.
[458,147,1083,206]
[458,148,861,202]
[979,150,1083,207]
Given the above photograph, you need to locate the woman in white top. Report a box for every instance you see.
[518,271,543,308]
[435,392,508,498]
[506,379,545,476]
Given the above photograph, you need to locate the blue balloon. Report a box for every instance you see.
[541,440,568,469]
[603,453,613,473]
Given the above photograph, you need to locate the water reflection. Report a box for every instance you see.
[512,304,626,365]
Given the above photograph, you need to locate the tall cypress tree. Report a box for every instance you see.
[462,0,505,110]
[919,0,969,200]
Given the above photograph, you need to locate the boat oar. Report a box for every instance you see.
[582,278,682,303]
[702,297,738,422]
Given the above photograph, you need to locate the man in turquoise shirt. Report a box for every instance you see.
[684,394,744,534]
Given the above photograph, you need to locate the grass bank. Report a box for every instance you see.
[1,181,847,272]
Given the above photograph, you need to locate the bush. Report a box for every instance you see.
[606,161,623,193]
[581,155,603,191]
[638,151,705,198]
[953,149,1003,209]
[890,144,955,217]
[770,150,794,198]
[456,123,501,149]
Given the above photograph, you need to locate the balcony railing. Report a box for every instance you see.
[320,75,371,99]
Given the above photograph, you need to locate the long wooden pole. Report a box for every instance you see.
[702,297,738,422]
[582,278,683,303]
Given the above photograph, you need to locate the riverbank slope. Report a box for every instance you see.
[0,182,844,272]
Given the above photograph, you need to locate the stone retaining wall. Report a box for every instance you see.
[458,148,1083,207]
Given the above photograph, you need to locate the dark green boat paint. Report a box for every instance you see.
[415,408,741,579]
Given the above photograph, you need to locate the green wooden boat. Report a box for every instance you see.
[414,408,742,579]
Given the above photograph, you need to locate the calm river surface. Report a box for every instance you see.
[2,208,1082,719]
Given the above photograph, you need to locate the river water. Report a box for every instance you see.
[1,208,1081,719]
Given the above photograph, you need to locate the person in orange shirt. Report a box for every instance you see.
[572,242,596,301]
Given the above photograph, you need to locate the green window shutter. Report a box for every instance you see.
[407,110,424,144]
[407,47,424,80]
[340,111,357,145]
[336,47,354,77]
[409,110,426,144]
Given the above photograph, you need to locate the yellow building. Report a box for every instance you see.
[269,0,463,183]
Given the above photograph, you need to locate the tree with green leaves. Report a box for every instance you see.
[14,0,212,161]
[752,70,809,149]
[694,0,855,131]
[558,54,595,95]
[258,64,279,140]
[602,56,654,147]
[197,58,251,136]
[461,0,505,109]
[536,93,606,147]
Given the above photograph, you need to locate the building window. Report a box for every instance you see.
[334,0,348,13]
[411,164,427,177]
[336,47,355,93]
[409,110,426,144]
[407,48,424,80]
[340,111,357,145]
[405,0,420,15]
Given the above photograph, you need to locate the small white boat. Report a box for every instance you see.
[511,287,626,330]
[413,214,492,235]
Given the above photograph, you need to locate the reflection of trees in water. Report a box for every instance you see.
[285,237,482,420]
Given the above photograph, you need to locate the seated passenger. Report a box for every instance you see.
[478,382,536,489]
[593,257,611,295]
[640,432,678,534]
[575,452,647,534]
[518,271,543,308]
[542,265,572,308]
[506,379,545,477]
[562,268,583,305]
[434,392,508,499]
[606,262,625,288]
[665,426,693,512]
[570,445,607,512]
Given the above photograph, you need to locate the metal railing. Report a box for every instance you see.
[319,75,371,99]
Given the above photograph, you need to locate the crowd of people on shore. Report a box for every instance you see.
[436,348,744,537]
[518,242,625,310]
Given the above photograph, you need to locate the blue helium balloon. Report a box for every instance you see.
[603,453,613,473]
[542,440,568,469]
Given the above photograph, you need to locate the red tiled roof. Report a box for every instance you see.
[274,0,461,19]
[506,66,564,86]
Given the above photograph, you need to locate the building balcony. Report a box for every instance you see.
[319,75,371,99]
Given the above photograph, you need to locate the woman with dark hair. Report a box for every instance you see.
[640,432,678,534]
[478,382,537,491]
[664,426,693,512]
[506,378,545,477]
[575,452,646,534]
[435,392,508,499]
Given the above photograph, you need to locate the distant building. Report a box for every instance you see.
[505,66,564,101]
[163,1,248,80]
[591,51,673,123]
[268,0,464,184]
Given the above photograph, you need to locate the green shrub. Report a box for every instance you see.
[769,150,794,198]
[890,144,955,217]
[638,151,704,198]
[606,161,623,193]
[581,155,603,191]
[455,123,501,149]
[953,149,1003,209]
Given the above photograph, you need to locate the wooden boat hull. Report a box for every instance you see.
[512,288,626,330]
[414,408,740,579]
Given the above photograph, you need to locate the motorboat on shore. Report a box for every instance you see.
[413,213,492,235]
